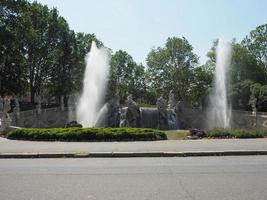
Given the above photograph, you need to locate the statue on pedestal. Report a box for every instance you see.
[168,90,176,109]
[60,96,65,111]
[67,94,78,123]
[167,91,178,129]
[0,98,12,133]
[3,99,11,115]
[107,93,120,127]
[0,97,3,112]
[125,94,140,127]
[13,97,20,119]
[36,97,42,115]
[157,96,168,130]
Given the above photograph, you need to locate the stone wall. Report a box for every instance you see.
[3,106,267,129]
[9,107,68,128]
[177,107,267,129]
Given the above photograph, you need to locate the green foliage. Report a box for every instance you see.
[146,37,199,102]
[7,128,167,141]
[231,43,266,85]
[108,50,146,102]
[249,83,267,110]
[242,24,267,69]
[0,1,102,101]
[188,65,213,103]
[1,0,267,113]
[207,128,267,138]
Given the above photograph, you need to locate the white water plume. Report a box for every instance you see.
[209,39,232,129]
[76,42,111,127]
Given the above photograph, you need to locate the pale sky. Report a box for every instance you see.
[35,0,267,65]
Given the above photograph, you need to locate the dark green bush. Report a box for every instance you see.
[7,128,167,142]
[208,128,267,138]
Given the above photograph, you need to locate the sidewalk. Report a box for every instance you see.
[0,137,267,158]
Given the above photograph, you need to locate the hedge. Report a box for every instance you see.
[7,128,167,142]
[207,128,267,138]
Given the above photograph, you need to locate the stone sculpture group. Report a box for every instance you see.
[0,92,180,131]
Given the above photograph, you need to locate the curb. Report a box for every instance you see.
[0,150,267,158]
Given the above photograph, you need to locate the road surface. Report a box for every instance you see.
[0,156,267,200]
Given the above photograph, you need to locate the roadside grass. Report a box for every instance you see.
[207,128,267,138]
[165,130,189,140]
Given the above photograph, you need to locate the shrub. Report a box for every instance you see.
[7,128,167,142]
[207,128,267,138]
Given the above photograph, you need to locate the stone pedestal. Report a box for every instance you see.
[0,114,12,133]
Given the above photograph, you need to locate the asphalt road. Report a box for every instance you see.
[0,156,267,200]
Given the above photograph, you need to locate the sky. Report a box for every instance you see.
[35,0,267,65]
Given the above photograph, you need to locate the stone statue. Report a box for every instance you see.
[13,97,20,119]
[36,96,42,115]
[125,94,140,127]
[251,99,257,116]
[3,98,11,115]
[157,96,168,130]
[67,94,78,122]
[67,94,77,108]
[14,98,19,108]
[0,98,12,133]
[168,90,176,109]
[0,97,3,112]
[60,96,65,111]
[167,92,178,130]
[107,93,121,127]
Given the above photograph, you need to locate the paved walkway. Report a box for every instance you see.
[0,137,266,154]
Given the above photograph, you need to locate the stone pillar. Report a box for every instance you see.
[13,98,20,121]
[157,96,168,130]
[60,96,65,111]
[36,97,42,115]
[67,94,76,122]
[0,98,12,133]
[0,114,12,133]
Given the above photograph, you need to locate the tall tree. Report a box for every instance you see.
[242,24,267,70]
[0,0,28,96]
[146,37,199,101]
[109,50,146,102]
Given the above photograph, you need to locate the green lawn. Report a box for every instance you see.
[165,130,189,140]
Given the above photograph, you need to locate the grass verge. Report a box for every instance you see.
[207,128,267,138]
[165,130,189,140]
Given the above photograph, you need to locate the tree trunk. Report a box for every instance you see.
[30,88,35,104]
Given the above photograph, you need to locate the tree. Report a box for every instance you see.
[109,50,146,103]
[146,37,199,102]
[16,2,70,103]
[231,43,266,85]
[230,43,267,110]
[0,0,104,103]
[249,83,267,111]
[188,65,213,104]
[204,39,267,110]
[0,0,28,96]
[242,24,267,69]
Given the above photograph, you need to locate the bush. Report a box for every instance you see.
[7,128,167,142]
[207,128,267,138]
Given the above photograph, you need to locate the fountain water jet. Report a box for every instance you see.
[76,42,111,127]
[209,39,232,129]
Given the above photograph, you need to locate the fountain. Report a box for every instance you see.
[76,42,111,127]
[209,39,232,129]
